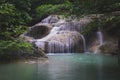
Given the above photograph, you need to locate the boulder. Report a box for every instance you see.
[99,41,118,55]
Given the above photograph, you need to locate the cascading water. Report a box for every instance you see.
[35,30,82,53]
[97,31,103,46]
[94,30,104,53]
[81,35,87,52]
[25,15,91,53]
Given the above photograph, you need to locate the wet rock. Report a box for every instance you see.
[35,31,83,53]
[99,41,118,55]
[26,24,52,39]
[89,40,100,53]
[33,48,48,58]
[20,15,92,53]
[88,31,118,54]
[41,15,60,24]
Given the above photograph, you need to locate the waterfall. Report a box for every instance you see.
[97,31,103,46]
[35,31,82,53]
[81,35,87,52]
[94,30,104,53]
[25,15,92,53]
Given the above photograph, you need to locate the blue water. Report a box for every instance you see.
[0,54,119,80]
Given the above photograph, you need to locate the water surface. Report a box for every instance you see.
[0,54,119,80]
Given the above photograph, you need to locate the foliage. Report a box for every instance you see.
[33,2,73,24]
[0,3,16,26]
[35,1,73,21]
[0,1,34,61]
[82,14,120,36]
[101,15,120,36]
[29,0,67,25]
[0,40,34,60]
[30,0,120,25]
[7,0,32,24]
[0,1,30,40]
[81,19,98,36]
[69,0,120,15]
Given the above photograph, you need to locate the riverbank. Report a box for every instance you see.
[0,40,48,63]
[0,56,48,64]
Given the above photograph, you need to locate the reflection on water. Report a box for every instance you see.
[0,54,119,80]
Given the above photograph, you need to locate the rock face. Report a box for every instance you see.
[99,32,118,55]
[20,14,118,54]
[88,31,118,55]
[88,30,104,53]
[33,47,48,58]
[26,24,52,39]
[99,42,118,55]
[41,15,60,24]
[35,31,83,53]
[22,15,92,53]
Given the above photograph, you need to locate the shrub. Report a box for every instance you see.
[36,2,73,19]
[82,14,120,36]
[0,40,34,60]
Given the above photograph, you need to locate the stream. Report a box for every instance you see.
[0,53,119,80]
